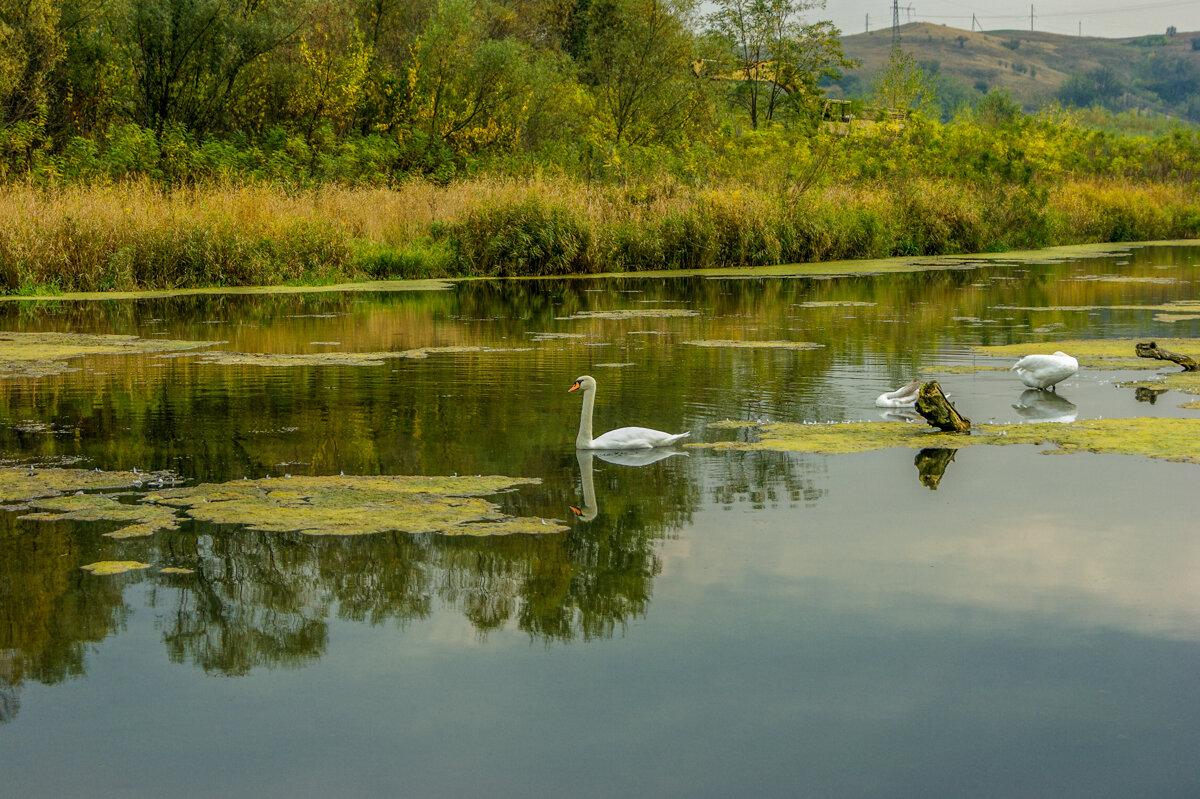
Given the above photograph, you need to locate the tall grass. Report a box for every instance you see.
[1,174,1198,293]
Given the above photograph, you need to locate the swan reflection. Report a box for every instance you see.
[571,449,686,521]
[1013,389,1077,423]
[877,408,923,423]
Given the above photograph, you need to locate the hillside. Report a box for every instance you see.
[833,22,1200,120]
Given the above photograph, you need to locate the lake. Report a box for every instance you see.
[1,243,1198,798]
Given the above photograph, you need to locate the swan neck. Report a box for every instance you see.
[576,451,597,520]
[577,384,595,448]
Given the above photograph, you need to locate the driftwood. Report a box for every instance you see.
[914,448,957,490]
[1135,341,1199,371]
[914,381,971,433]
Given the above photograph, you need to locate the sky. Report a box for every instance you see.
[818,0,1200,39]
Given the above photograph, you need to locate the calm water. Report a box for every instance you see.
[1,244,1198,798]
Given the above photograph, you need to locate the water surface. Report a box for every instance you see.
[1,244,1198,797]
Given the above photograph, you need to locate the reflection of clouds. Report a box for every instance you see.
[679,451,1200,641]
[1013,389,1077,423]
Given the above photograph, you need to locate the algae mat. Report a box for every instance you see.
[969,338,1200,371]
[700,418,1200,463]
[0,465,175,504]
[149,474,567,536]
[0,331,217,378]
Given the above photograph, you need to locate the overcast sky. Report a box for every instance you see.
[816,0,1200,39]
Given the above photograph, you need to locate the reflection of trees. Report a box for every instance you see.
[2,243,1199,715]
[0,513,130,724]
[709,451,828,509]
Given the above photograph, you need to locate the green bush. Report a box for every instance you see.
[448,196,593,276]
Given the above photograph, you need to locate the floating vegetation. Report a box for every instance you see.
[997,302,1200,313]
[80,561,152,575]
[0,331,217,378]
[555,309,698,320]
[1154,314,1200,323]
[159,567,195,575]
[193,345,498,367]
[792,301,876,308]
[1070,275,1179,284]
[527,332,595,341]
[20,494,182,538]
[149,474,566,536]
[594,362,635,368]
[928,365,1008,374]
[969,338,1200,370]
[698,418,1200,463]
[682,339,824,350]
[0,466,174,504]
[0,279,453,303]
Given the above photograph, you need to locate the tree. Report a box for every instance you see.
[871,46,935,116]
[580,0,701,144]
[708,0,853,128]
[120,0,309,135]
[0,0,66,124]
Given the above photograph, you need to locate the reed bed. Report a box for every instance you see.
[2,174,1197,292]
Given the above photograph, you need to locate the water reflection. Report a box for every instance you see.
[1012,389,1078,423]
[914,447,957,489]
[0,243,1199,755]
[571,449,687,521]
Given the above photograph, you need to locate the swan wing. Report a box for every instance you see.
[587,427,690,450]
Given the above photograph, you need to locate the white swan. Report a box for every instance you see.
[569,449,686,522]
[1011,351,1078,390]
[569,375,690,450]
[874,378,922,408]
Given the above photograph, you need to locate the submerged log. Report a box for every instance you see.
[915,381,971,433]
[1135,341,1199,371]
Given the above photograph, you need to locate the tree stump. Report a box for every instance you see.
[915,381,971,433]
[1135,341,1199,371]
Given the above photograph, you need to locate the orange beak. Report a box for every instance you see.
[569,506,582,516]
[568,381,580,393]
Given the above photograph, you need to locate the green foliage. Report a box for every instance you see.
[448,195,593,275]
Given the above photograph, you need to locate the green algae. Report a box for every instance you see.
[0,466,174,504]
[928,365,1008,374]
[0,331,217,378]
[149,474,567,536]
[682,339,824,350]
[793,301,876,308]
[20,494,182,538]
[698,417,1200,463]
[0,279,453,303]
[1154,314,1200,323]
[970,338,1200,370]
[555,309,699,320]
[80,560,152,575]
[159,567,195,574]
[193,345,498,367]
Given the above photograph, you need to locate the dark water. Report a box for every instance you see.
[1,244,1198,798]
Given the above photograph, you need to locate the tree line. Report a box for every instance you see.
[0,0,855,181]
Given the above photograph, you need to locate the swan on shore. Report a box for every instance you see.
[569,375,690,450]
[1011,351,1078,390]
[875,378,922,408]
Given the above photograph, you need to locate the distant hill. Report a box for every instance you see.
[832,22,1200,122]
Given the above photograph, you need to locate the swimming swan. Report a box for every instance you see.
[875,378,922,408]
[1011,351,1078,390]
[569,375,690,450]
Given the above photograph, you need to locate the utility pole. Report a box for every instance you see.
[1030,4,1035,31]
[892,0,900,44]
[905,3,914,23]
[866,13,869,33]
[971,13,979,32]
